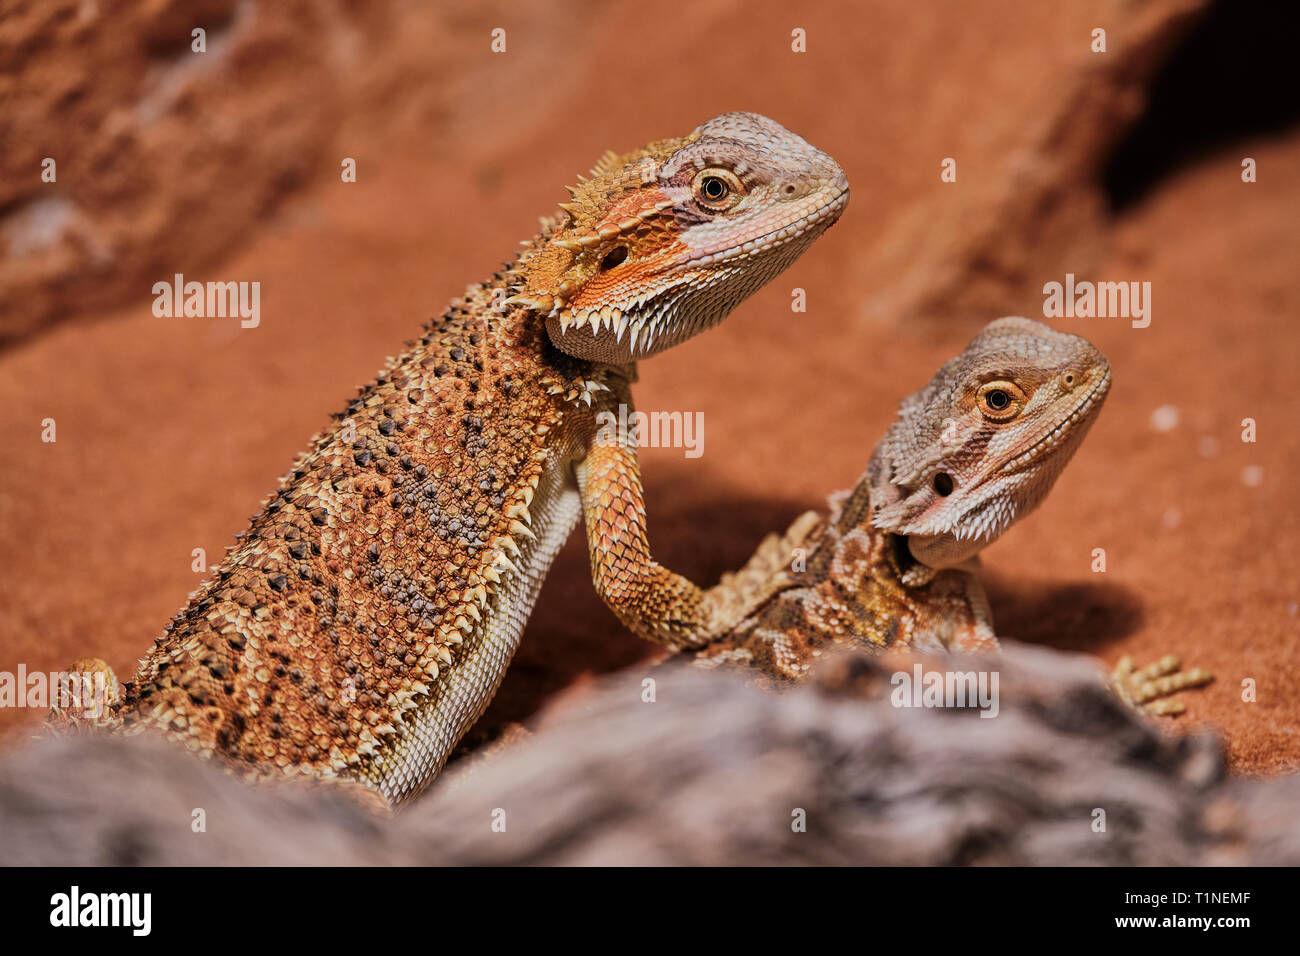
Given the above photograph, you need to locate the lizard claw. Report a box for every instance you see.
[1110,653,1213,717]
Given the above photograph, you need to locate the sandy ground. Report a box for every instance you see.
[1,0,1295,774]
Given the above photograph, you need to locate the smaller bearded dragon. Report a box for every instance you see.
[697,316,1211,715]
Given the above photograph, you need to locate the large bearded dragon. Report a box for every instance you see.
[697,317,1211,715]
[53,113,849,806]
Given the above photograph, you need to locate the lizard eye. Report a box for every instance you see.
[977,381,1025,421]
[599,246,628,271]
[692,169,743,210]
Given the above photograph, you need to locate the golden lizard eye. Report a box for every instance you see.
[977,381,1024,421]
[692,169,743,210]
[599,245,628,271]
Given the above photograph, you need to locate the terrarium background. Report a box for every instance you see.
[1,0,1297,772]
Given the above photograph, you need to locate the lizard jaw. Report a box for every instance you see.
[544,180,849,361]
[868,318,1112,569]
[905,363,1110,566]
[902,364,1111,545]
[993,364,1111,478]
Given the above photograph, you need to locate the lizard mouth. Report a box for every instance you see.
[671,184,850,272]
[996,366,1112,476]
[548,183,850,359]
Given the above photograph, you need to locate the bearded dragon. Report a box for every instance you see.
[52,113,849,806]
[697,317,1211,715]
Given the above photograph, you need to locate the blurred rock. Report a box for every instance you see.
[0,0,338,343]
[2,643,1296,865]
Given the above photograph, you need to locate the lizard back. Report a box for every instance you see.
[116,257,598,803]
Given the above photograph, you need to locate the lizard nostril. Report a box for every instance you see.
[781,183,798,197]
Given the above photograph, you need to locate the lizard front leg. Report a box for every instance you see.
[575,409,804,650]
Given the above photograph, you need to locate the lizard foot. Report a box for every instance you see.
[1110,654,1213,717]
[45,657,122,733]
[705,509,824,635]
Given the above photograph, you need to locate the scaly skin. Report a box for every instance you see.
[698,318,1212,715]
[53,113,849,806]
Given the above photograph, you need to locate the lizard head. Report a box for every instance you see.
[868,316,1111,570]
[511,112,849,364]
